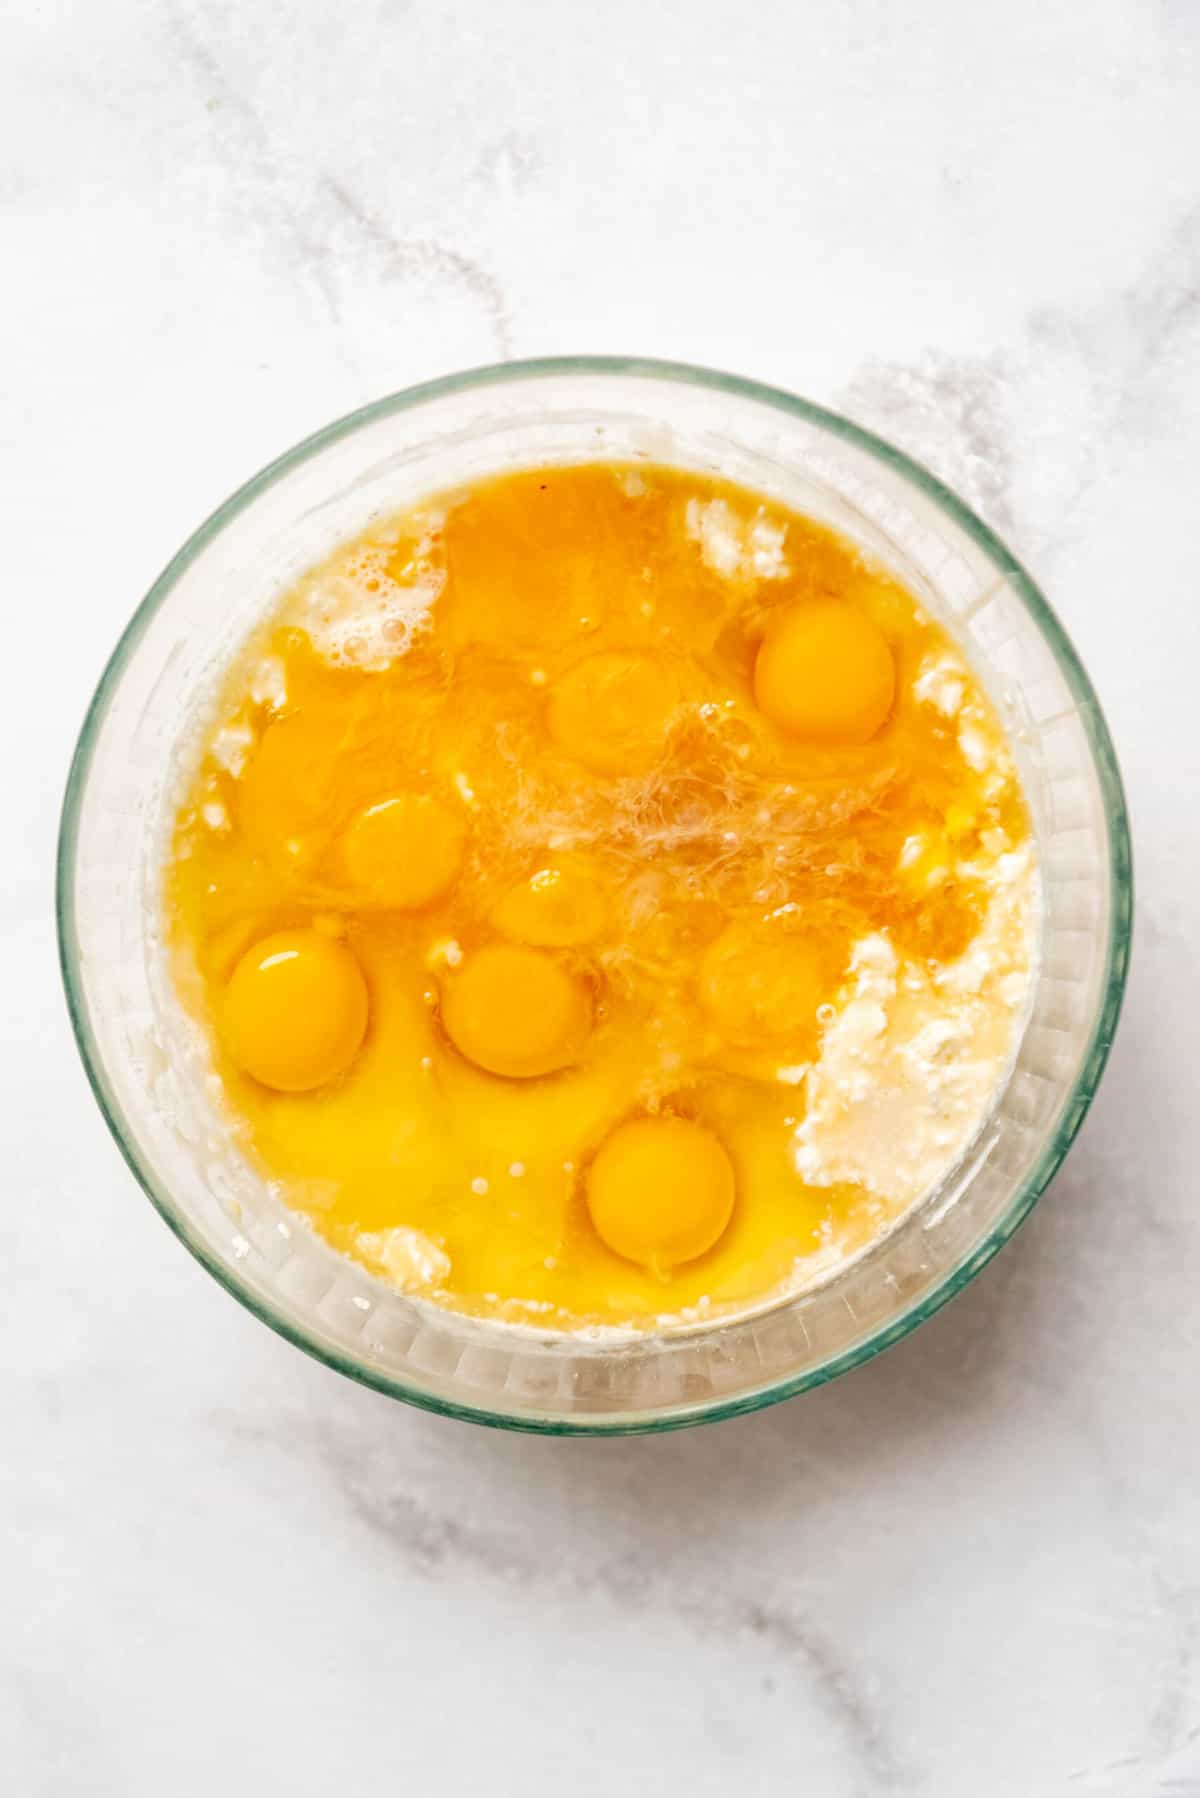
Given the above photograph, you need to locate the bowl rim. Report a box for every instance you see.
[56,354,1134,1435]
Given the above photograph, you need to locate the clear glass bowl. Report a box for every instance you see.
[57,358,1132,1434]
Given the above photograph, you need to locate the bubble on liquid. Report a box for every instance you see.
[299,518,445,671]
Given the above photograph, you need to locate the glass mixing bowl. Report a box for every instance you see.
[58,358,1132,1434]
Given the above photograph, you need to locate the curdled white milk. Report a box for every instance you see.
[684,497,790,582]
[354,1225,451,1292]
[793,843,1037,1206]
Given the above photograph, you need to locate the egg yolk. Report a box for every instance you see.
[754,600,895,744]
[222,929,369,1092]
[340,792,466,910]
[700,924,825,1052]
[440,943,592,1078]
[547,651,677,775]
[492,864,608,947]
[586,1117,736,1271]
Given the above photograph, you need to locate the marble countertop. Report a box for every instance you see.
[6,3,1199,1792]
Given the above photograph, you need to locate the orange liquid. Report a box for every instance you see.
[166,464,1030,1330]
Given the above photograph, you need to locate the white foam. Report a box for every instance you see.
[298,522,444,671]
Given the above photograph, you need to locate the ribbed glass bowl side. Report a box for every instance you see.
[57,358,1132,1433]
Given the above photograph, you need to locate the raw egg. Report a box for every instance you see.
[493,863,608,947]
[547,651,677,775]
[586,1116,736,1271]
[341,792,466,910]
[700,923,825,1052]
[440,943,592,1078]
[754,600,894,744]
[222,928,369,1092]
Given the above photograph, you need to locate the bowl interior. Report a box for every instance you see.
[59,359,1131,1433]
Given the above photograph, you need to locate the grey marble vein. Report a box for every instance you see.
[207,1401,907,1790]
[167,0,514,360]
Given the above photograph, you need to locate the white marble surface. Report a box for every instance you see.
[4,2,1199,1792]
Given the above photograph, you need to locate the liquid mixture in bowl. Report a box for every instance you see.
[166,463,1038,1332]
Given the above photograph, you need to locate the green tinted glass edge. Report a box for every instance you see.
[56,355,1134,1436]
